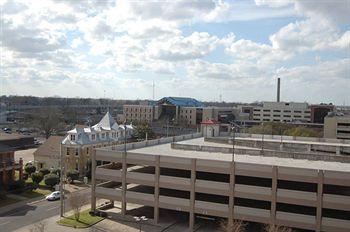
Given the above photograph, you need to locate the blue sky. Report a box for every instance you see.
[0,0,349,105]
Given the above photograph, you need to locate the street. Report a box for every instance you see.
[0,188,91,231]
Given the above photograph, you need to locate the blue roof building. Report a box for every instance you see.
[157,97,204,107]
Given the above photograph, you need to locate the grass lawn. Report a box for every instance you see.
[0,196,18,208]
[57,209,104,228]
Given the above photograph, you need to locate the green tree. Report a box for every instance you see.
[44,173,59,188]
[135,123,155,140]
[66,170,79,183]
[51,168,61,177]
[31,172,44,185]
[24,164,36,176]
[248,122,321,138]
[38,168,50,176]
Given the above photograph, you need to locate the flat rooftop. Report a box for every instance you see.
[235,137,350,147]
[0,132,33,141]
[127,137,350,172]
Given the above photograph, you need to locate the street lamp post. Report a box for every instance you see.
[231,125,236,162]
[134,216,148,232]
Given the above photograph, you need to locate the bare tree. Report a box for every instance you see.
[29,221,46,232]
[35,106,62,138]
[264,224,293,232]
[220,219,246,232]
[69,192,88,221]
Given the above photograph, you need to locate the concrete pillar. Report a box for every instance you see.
[307,144,311,152]
[154,156,160,224]
[19,158,23,180]
[228,162,235,228]
[271,166,278,226]
[121,151,127,216]
[336,146,341,155]
[189,159,196,231]
[316,170,324,232]
[91,149,96,212]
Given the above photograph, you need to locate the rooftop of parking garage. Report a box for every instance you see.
[127,137,350,172]
[232,136,350,147]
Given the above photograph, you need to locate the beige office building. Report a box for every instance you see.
[253,102,311,123]
[91,134,350,232]
[123,104,155,123]
[324,114,350,140]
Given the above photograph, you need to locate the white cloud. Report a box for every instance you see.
[270,18,349,53]
[149,32,219,61]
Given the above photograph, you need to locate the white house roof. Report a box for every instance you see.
[62,112,133,146]
[92,112,119,131]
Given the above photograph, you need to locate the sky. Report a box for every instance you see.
[0,0,349,105]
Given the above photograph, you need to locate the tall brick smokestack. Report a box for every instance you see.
[277,77,281,102]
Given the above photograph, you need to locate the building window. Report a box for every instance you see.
[75,161,78,171]
[106,132,109,137]
[75,149,79,156]
[91,134,96,140]
[86,147,89,154]
[70,134,76,141]
[101,133,105,139]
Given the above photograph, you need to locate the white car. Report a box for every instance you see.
[45,191,60,201]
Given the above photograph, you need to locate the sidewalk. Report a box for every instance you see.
[13,201,217,232]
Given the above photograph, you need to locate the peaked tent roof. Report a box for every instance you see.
[92,112,118,131]
[157,97,204,107]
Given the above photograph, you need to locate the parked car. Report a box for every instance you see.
[45,191,60,201]
[2,127,11,132]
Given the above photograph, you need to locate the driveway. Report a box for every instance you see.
[14,148,36,164]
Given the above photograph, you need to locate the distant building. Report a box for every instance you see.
[123,97,204,126]
[310,104,334,123]
[33,136,63,170]
[252,101,311,123]
[0,134,25,189]
[202,106,248,123]
[61,112,134,176]
[324,113,350,140]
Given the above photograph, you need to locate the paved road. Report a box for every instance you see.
[0,188,91,232]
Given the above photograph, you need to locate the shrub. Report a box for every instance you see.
[24,164,36,175]
[50,168,60,177]
[44,173,60,189]
[66,170,79,183]
[25,182,38,191]
[31,172,44,185]
[39,168,50,176]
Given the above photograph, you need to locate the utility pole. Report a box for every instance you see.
[232,125,235,161]
[59,141,64,217]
